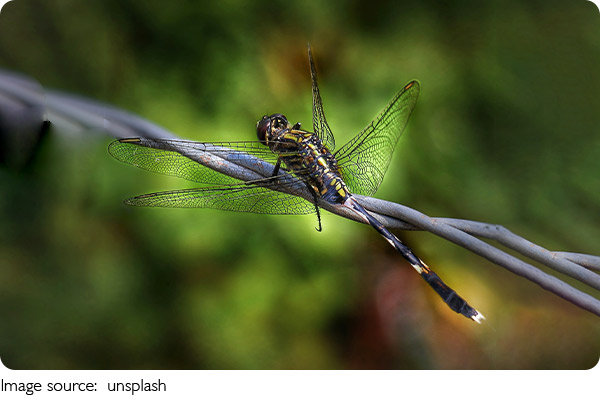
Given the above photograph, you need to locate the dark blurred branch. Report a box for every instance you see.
[2,68,599,318]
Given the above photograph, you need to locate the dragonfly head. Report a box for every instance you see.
[256,114,290,145]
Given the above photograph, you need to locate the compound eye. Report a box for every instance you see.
[256,115,270,143]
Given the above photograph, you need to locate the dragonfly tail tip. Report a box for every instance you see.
[471,311,486,324]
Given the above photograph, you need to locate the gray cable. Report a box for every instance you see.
[2,68,598,317]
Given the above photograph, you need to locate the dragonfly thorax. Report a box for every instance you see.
[256,113,349,205]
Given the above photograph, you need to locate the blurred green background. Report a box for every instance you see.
[0,0,599,369]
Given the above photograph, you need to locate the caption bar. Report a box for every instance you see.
[1,378,166,395]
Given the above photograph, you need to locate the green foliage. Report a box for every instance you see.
[0,0,598,369]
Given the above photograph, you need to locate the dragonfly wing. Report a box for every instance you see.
[108,138,280,185]
[334,80,420,196]
[308,44,336,151]
[125,183,316,215]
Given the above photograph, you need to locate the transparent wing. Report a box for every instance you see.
[334,80,420,196]
[110,137,316,214]
[108,138,287,185]
[124,183,316,215]
[308,44,335,151]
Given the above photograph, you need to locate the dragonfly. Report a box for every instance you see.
[109,45,484,323]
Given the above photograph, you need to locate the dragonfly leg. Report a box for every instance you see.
[304,183,322,232]
[272,158,283,176]
[266,156,323,228]
[345,198,484,323]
